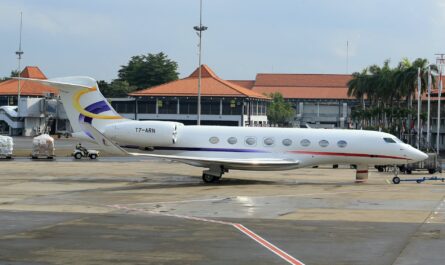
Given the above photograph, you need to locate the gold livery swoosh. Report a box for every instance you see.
[73,87,123,120]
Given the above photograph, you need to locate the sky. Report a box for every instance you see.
[0,0,444,82]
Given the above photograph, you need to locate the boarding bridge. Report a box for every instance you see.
[0,106,23,135]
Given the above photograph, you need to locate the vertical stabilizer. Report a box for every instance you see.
[20,76,127,139]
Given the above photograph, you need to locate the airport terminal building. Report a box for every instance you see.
[239,73,357,128]
[0,67,69,136]
[118,65,270,126]
[111,65,359,128]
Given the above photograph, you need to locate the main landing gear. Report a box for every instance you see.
[202,166,228,183]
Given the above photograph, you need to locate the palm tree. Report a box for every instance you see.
[395,58,437,108]
[348,58,438,132]
[347,69,369,109]
[348,69,370,127]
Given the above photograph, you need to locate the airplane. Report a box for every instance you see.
[22,76,428,183]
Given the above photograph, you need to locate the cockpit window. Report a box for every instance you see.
[393,137,403,143]
[383,138,396,143]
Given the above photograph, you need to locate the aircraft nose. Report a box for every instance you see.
[411,148,428,162]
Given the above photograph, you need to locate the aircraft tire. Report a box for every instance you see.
[202,174,219,183]
[392,176,401,184]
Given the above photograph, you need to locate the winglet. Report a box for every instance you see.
[81,122,128,156]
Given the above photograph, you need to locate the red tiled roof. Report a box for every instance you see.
[130,65,269,99]
[252,73,353,99]
[227,80,255,89]
[20,66,47,79]
[0,66,57,96]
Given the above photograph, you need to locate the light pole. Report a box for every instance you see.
[417,67,421,149]
[194,0,207,125]
[427,66,431,151]
[16,12,24,110]
[346,40,349,74]
[435,53,445,155]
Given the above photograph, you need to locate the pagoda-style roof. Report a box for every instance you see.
[130,65,269,99]
[0,66,57,96]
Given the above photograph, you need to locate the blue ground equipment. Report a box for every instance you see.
[392,176,445,184]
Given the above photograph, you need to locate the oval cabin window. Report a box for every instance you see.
[263,137,274,146]
[319,140,329,147]
[227,137,237,145]
[282,139,292,146]
[337,140,347,148]
[209,137,219,144]
[245,137,256,146]
[300,139,311,147]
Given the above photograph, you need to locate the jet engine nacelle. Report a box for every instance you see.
[103,120,182,147]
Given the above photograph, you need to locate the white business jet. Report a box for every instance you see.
[23,76,428,183]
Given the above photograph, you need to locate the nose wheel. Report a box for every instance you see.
[391,165,401,184]
[392,176,401,184]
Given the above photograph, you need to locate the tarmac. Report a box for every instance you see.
[0,155,444,265]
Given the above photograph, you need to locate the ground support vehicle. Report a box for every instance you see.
[31,134,55,159]
[72,144,99,160]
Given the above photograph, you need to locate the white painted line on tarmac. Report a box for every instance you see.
[109,204,305,265]
[111,204,232,225]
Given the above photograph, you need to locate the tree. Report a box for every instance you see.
[1,70,20,81]
[10,70,19,77]
[347,69,370,110]
[394,58,437,108]
[99,80,136,98]
[118,52,179,90]
[347,58,437,134]
[267,92,295,127]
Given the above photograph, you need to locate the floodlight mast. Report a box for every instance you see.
[16,12,24,111]
[346,40,349,74]
[194,0,207,125]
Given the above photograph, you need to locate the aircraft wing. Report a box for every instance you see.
[81,121,299,170]
[128,152,300,170]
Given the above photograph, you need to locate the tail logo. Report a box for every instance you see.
[74,86,123,139]
[73,87,122,120]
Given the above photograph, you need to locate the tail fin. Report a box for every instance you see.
[20,76,127,140]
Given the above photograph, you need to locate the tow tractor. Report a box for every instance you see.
[72,143,99,160]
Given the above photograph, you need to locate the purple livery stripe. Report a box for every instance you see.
[79,100,112,139]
